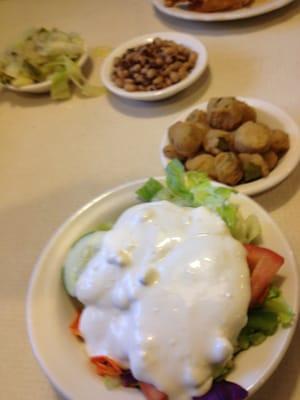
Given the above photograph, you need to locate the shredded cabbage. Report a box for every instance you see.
[0,27,105,100]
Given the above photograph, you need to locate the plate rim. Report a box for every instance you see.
[100,31,208,101]
[160,97,300,196]
[152,0,296,22]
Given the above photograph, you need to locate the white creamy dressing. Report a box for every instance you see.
[76,201,251,399]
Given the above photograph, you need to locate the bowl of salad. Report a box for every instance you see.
[26,160,298,400]
[0,28,100,100]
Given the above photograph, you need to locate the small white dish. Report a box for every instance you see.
[152,0,295,22]
[5,52,88,94]
[26,179,298,400]
[160,97,300,196]
[101,32,208,101]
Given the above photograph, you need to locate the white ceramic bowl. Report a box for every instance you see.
[101,32,208,101]
[160,97,300,196]
[26,179,298,400]
[152,0,295,22]
[5,52,88,94]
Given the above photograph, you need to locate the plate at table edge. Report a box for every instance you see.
[160,97,300,196]
[152,0,295,22]
[4,51,88,94]
[26,178,299,400]
[100,32,208,101]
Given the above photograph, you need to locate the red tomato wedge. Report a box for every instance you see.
[244,244,284,307]
[140,383,168,400]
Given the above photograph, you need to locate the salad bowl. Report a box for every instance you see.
[26,176,298,400]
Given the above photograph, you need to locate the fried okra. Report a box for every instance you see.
[207,97,256,131]
[203,129,233,155]
[263,151,279,170]
[270,129,290,153]
[234,122,271,153]
[163,97,290,186]
[214,152,243,185]
[168,121,206,158]
[163,144,185,160]
[185,154,217,179]
[238,153,270,182]
[185,109,208,125]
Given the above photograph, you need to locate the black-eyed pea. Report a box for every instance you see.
[155,57,164,66]
[124,78,134,84]
[124,83,137,92]
[146,68,157,80]
[153,76,163,85]
[113,57,121,66]
[137,55,146,65]
[113,78,124,88]
[189,52,198,64]
[153,38,162,46]
[178,69,188,80]
[133,73,144,83]
[170,71,179,83]
[164,46,174,55]
[170,61,182,71]
[130,64,141,73]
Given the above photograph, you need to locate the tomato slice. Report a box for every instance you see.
[140,382,168,400]
[244,244,284,307]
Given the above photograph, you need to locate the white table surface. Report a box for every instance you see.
[1,0,300,399]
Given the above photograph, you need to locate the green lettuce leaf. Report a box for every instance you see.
[236,285,294,353]
[263,285,294,327]
[136,178,163,202]
[136,160,261,244]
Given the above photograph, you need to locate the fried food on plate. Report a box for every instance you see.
[164,0,253,12]
[207,97,256,131]
[163,97,291,186]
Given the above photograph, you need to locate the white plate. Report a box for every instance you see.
[101,32,208,101]
[152,0,295,22]
[5,52,88,94]
[160,97,300,196]
[26,179,299,400]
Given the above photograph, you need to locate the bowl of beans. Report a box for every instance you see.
[101,32,208,101]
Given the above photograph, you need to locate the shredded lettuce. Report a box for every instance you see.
[136,160,261,244]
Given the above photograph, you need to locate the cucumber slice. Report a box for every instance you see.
[63,231,106,297]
